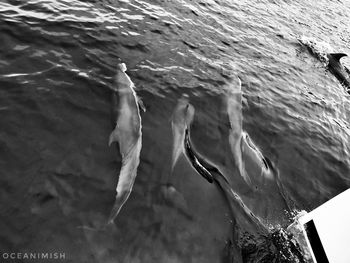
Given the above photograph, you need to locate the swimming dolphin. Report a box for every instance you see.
[170,95,195,174]
[183,126,268,236]
[170,96,221,184]
[225,78,276,188]
[241,132,274,183]
[327,53,350,89]
[225,78,251,185]
[107,63,143,224]
[184,128,227,184]
[149,96,195,221]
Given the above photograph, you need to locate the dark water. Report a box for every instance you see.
[1,0,350,262]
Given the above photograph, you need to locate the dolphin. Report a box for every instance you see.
[224,78,294,226]
[184,128,227,184]
[183,126,268,236]
[169,96,269,261]
[225,78,276,188]
[107,63,143,224]
[241,132,274,183]
[170,95,222,184]
[170,95,195,174]
[327,53,350,89]
[225,78,252,185]
[149,96,196,221]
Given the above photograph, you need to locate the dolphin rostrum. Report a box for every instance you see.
[327,53,350,90]
[107,63,143,224]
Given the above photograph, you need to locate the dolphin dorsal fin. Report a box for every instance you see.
[329,53,347,62]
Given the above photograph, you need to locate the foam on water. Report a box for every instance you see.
[297,36,334,64]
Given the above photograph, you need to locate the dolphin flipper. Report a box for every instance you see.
[137,96,146,112]
[108,126,120,146]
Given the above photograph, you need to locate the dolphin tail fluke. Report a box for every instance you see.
[108,127,120,146]
[328,53,347,62]
[107,192,127,225]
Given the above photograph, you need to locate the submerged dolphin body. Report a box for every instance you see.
[153,95,194,220]
[170,96,266,231]
[327,53,350,90]
[184,128,226,184]
[225,78,293,225]
[241,132,274,183]
[225,78,275,188]
[107,63,142,224]
[225,78,251,185]
[171,96,219,184]
[183,127,267,236]
[170,95,195,174]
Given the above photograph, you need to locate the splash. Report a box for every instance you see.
[297,36,334,64]
[240,228,308,263]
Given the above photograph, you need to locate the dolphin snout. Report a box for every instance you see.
[185,104,195,128]
[117,63,127,72]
